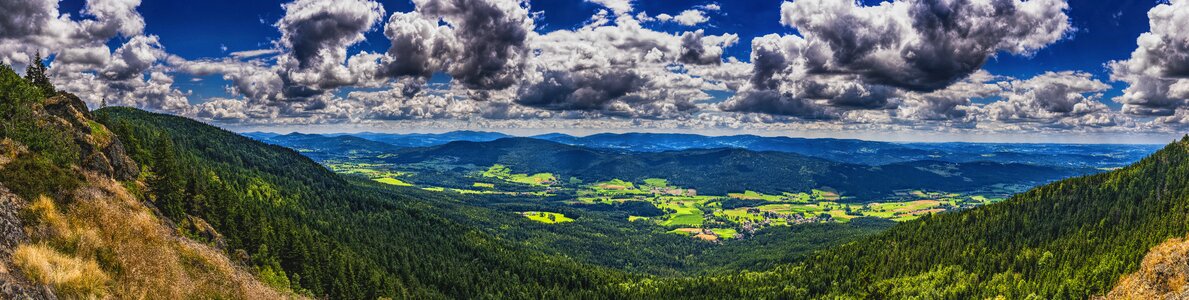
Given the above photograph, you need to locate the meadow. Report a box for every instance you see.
[327,162,1016,242]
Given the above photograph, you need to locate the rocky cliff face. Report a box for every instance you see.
[43,93,138,181]
[0,184,56,300]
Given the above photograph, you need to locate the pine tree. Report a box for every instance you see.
[24,52,54,96]
[148,135,186,220]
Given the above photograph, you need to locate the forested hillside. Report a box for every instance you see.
[96,108,631,299]
[628,136,1189,299]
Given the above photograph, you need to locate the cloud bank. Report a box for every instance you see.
[2,0,1180,136]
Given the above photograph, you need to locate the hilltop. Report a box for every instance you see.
[0,65,288,299]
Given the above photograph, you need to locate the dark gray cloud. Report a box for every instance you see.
[411,0,532,90]
[276,0,384,70]
[721,74,898,118]
[678,30,721,65]
[0,0,145,66]
[777,0,1071,92]
[0,0,57,39]
[516,69,645,112]
[748,35,790,90]
[380,12,457,79]
[893,70,1002,122]
[983,71,1117,124]
[719,89,833,120]
[725,0,1071,121]
[514,11,732,118]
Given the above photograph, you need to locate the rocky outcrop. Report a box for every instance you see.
[0,184,56,300]
[43,93,138,181]
[1101,235,1189,299]
[186,215,228,250]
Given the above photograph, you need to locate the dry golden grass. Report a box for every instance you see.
[14,172,296,299]
[1101,235,1189,299]
[13,243,109,298]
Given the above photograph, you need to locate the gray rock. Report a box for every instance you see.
[0,185,57,300]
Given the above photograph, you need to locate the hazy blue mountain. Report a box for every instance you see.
[346,131,512,147]
[245,132,401,161]
[531,132,1161,168]
[383,138,1095,198]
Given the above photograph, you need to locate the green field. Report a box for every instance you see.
[657,200,706,227]
[727,190,784,201]
[710,228,739,239]
[483,164,556,186]
[522,212,574,224]
[642,178,669,187]
[715,208,766,222]
[725,190,821,202]
[414,172,1004,242]
[374,177,413,186]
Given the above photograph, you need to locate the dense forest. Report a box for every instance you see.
[375,184,893,276]
[96,107,638,299]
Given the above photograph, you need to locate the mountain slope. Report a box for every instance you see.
[0,65,288,299]
[628,137,1189,299]
[97,108,629,299]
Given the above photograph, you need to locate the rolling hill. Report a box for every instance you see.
[382,137,1096,198]
[244,132,402,161]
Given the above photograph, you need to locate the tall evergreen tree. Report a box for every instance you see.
[148,135,187,220]
[24,52,54,96]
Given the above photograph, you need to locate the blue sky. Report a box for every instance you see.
[10,0,1188,143]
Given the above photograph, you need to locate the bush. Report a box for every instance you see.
[0,154,79,200]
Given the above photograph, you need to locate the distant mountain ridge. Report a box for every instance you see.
[532,132,1162,168]
[383,137,1094,197]
[246,130,1161,168]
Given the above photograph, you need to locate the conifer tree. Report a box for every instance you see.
[149,135,186,220]
[24,52,54,96]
